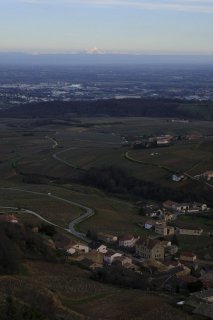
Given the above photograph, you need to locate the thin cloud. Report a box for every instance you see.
[13,0,213,13]
[80,0,213,13]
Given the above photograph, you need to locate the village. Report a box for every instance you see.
[1,197,213,319]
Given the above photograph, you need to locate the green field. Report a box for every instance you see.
[0,116,212,235]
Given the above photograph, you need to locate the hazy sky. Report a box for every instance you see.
[0,0,213,54]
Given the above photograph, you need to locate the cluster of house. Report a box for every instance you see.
[155,134,174,146]
[54,230,200,269]
[163,200,209,214]
[121,134,175,149]
[2,211,213,306]
[53,232,141,270]
[142,201,210,237]
[143,200,209,222]
[144,219,203,237]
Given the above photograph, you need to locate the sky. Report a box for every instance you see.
[0,0,213,54]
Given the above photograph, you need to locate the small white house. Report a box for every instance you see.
[66,247,76,255]
[98,245,108,254]
[118,235,139,247]
[89,242,108,254]
[172,174,184,182]
[174,203,190,213]
[72,243,89,253]
[104,251,122,265]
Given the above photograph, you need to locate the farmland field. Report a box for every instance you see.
[0,116,213,233]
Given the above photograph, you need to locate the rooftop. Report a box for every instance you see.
[137,237,162,250]
[180,251,196,258]
[89,241,105,250]
[119,234,135,241]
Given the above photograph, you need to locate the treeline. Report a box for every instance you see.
[18,164,213,205]
[77,166,213,205]
[0,222,54,274]
[1,98,213,120]
[91,265,151,290]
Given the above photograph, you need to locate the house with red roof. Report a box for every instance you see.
[180,252,197,262]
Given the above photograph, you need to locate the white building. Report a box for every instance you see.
[89,242,108,254]
[72,243,89,253]
[104,251,122,265]
[118,235,139,247]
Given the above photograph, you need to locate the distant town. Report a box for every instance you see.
[1,65,213,106]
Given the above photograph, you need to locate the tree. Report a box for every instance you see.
[188,280,203,292]
[171,235,179,247]
[138,207,145,216]
[40,224,56,237]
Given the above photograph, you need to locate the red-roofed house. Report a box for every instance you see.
[180,252,197,262]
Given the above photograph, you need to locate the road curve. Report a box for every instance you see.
[52,147,82,169]
[0,187,94,242]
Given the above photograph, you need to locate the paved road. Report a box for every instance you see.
[0,205,64,229]
[0,187,94,242]
[52,147,81,169]
[46,136,58,149]
[46,135,79,168]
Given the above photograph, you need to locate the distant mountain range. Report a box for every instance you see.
[0,52,213,65]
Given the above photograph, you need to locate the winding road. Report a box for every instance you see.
[0,187,94,242]
[0,135,132,242]
[53,147,82,169]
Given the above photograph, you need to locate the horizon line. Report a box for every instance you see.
[1,51,213,56]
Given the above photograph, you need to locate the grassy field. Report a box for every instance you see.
[0,117,212,220]
[177,214,213,231]
[130,139,213,171]
[0,187,83,228]
[0,183,142,235]
[178,235,213,254]
[2,117,212,188]
[0,116,213,234]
